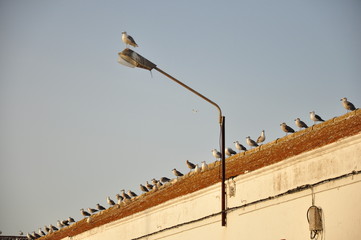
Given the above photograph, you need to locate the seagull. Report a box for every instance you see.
[115,194,123,204]
[107,196,115,206]
[211,149,222,160]
[80,208,91,217]
[160,177,170,183]
[61,220,69,226]
[186,160,196,171]
[246,136,259,148]
[128,190,138,198]
[96,203,106,211]
[68,217,75,223]
[140,184,149,192]
[295,118,308,129]
[151,178,157,185]
[38,228,45,236]
[194,164,200,173]
[121,189,131,200]
[280,122,295,135]
[44,225,50,233]
[310,111,325,124]
[152,182,159,191]
[172,168,184,178]
[156,181,163,188]
[340,97,356,111]
[57,220,64,229]
[152,178,162,186]
[201,161,208,171]
[49,224,58,231]
[122,31,138,48]
[146,181,154,190]
[257,130,266,144]
[27,233,34,240]
[234,141,247,152]
[32,232,41,239]
[225,147,237,157]
[88,207,98,214]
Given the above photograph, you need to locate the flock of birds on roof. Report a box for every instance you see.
[25,31,358,240]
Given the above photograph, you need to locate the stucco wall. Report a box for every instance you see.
[65,132,361,240]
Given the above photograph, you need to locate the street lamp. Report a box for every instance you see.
[118,48,227,226]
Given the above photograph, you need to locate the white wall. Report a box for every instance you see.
[67,133,361,240]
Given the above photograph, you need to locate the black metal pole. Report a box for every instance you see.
[154,67,223,124]
[221,116,226,226]
[119,50,228,226]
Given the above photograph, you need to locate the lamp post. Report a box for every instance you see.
[118,48,227,226]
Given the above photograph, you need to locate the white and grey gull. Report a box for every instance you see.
[38,228,45,236]
[186,160,196,171]
[234,141,247,152]
[57,220,64,229]
[140,184,149,193]
[246,136,259,148]
[80,208,91,217]
[340,97,356,111]
[146,181,154,190]
[128,190,138,198]
[121,189,131,200]
[122,31,138,48]
[61,220,69,226]
[96,203,106,211]
[280,122,295,135]
[160,177,170,183]
[194,164,200,173]
[172,168,184,178]
[115,194,123,204]
[225,147,237,157]
[44,225,50,233]
[295,118,308,129]
[32,232,41,239]
[87,207,98,214]
[310,111,325,124]
[256,130,266,144]
[211,149,222,160]
[107,196,115,207]
[49,224,58,231]
[152,178,163,187]
[201,161,208,171]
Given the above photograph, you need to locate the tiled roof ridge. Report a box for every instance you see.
[41,109,361,240]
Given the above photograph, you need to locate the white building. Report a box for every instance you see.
[43,110,361,240]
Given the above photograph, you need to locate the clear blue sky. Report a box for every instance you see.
[1,0,360,235]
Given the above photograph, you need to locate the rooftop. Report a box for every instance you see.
[42,109,361,240]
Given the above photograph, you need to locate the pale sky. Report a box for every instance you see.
[1,0,360,235]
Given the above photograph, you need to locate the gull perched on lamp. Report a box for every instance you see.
[122,31,138,48]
